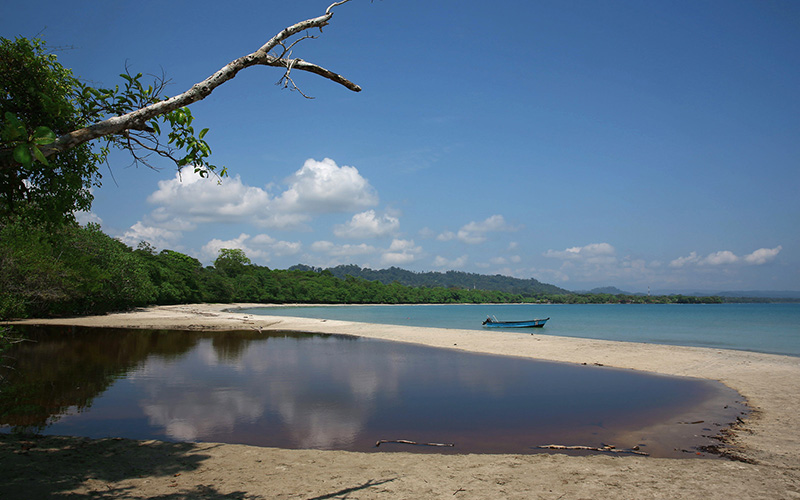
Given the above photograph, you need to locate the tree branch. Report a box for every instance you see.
[5,0,360,169]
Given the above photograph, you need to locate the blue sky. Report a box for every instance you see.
[3,0,798,292]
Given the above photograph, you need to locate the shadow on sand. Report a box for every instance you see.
[0,434,260,499]
[306,478,397,500]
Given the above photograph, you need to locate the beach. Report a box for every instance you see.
[3,303,799,499]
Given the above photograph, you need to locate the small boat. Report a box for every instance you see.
[482,316,549,328]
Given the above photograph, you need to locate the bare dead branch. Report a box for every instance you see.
[1,0,360,170]
[375,439,455,448]
[274,32,318,60]
[536,444,649,456]
[327,0,352,14]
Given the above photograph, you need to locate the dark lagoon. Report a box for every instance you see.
[0,325,746,458]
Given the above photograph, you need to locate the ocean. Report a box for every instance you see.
[240,303,800,357]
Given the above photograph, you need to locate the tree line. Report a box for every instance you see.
[291,264,569,295]
[1,218,730,321]
[0,219,525,319]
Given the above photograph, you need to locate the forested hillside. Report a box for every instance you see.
[1,219,728,321]
[0,220,538,319]
[291,264,569,295]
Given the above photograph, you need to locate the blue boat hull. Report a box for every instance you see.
[482,317,549,328]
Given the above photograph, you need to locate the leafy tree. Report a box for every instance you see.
[1,1,361,224]
[0,37,103,224]
[214,248,253,279]
[0,219,155,317]
[54,223,156,314]
[134,247,205,304]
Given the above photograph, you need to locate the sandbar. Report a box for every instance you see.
[2,303,799,499]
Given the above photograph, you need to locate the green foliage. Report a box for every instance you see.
[214,248,253,278]
[0,220,154,317]
[1,36,222,225]
[300,264,569,295]
[159,106,222,177]
[135,248,204,304]
[0,219,734,321]
[0,36,103,224]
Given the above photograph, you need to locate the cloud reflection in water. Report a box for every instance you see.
[134,335,395,449]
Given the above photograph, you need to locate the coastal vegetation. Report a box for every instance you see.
[1,218,730,321]
[291,264,569,295]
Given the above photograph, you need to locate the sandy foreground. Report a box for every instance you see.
[2,303,799,499]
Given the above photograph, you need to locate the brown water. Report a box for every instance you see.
[0,325,747,458]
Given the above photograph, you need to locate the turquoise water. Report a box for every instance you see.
[240,303,800,357]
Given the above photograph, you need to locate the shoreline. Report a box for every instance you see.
[3,303,800,498]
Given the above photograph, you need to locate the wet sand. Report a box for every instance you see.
[3,303,799,499]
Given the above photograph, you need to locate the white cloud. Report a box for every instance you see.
[200,233,303,263]
[270,240,303,257]
[438,215,518,245]
[144,158,378,231]
[456,231,486,245]
[539,243,662,288]
[670,246,782,268]
[669,251,701,268]
[149,171,271,224]
[248,234,303,257]
[310,240,335,253]
[462,214,512,233]
[458,215,517,244]
[75,210,102,226]
[333,210,399,239]
[381,239,422,265]
[118,222,182,250]
[250,234,276,246]
[147,170,305,229]
[704,250,739,266]
[273,158,378,214]
[744,246,782,265]
[434,255,468,268]
[535,242,783,290]
[544,243,617,264]
[201,233,264,262]
[311,240,378,257]
[437,231,456,242]
[308,238,424,267]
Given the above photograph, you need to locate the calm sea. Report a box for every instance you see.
[240,303,800,357]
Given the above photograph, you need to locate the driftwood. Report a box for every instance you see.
[536,444,649,456]
[375,439,454,448]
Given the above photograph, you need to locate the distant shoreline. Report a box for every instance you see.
[233,302,800,359]
[4,303,800,498]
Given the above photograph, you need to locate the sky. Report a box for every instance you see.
[3,0,799,293]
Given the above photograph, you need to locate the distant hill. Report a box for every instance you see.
[289,264,569,295]
[650,289,800,300]
[586,286,633,295]
[705,290,800,300]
